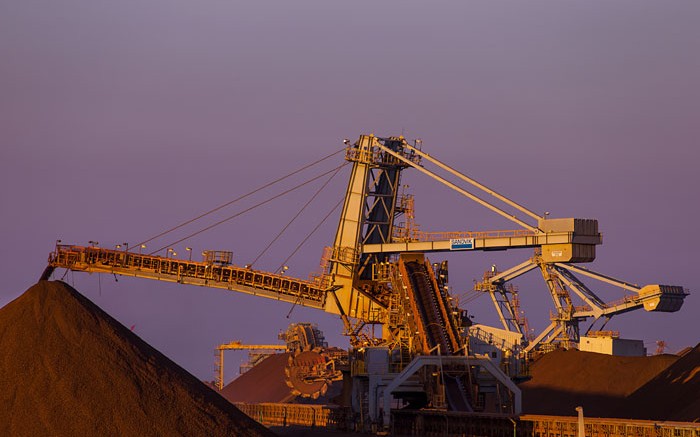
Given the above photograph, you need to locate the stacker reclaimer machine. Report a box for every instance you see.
[42,134,688,431]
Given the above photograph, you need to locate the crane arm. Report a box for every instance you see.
[363,229,600,254]
[402,142,542,222]
[373,142,541,233]
[553,263,688,314]
[555,263,641,292]
[46,245,328,310]
[488,259,539,284]
[217,341,286,351]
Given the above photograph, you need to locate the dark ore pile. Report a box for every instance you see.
[520,347,700,422]
[0,281,274,437]
[616,344,700,422]
[221,351,344,406]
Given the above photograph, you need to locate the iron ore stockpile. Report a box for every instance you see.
[520,348,700,422]
[617,344,700,422]
[0,281,273,437]
[222,353,297,403]
[221,352,345,405]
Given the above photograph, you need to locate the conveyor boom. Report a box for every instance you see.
[44,245,328,310]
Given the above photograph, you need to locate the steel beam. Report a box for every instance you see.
[403,142,542,222]
[374,142,540,232]
[382,355,522,427]
[556,263,641,292]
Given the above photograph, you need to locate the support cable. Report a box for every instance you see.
[275,196,345,274]
[250,164,346,268]
[403,143,542,222]
[459,290,485,305]
[375,143,540,233]
[283,198,341,320]
[150,164,346,255]
[135,147,345,248]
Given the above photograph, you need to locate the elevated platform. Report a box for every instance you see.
[44,245,328,309]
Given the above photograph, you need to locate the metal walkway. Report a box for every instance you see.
[43,245,328,309]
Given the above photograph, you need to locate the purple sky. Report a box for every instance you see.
[2,1,698,382]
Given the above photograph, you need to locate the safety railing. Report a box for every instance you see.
[237,402,700,436]
[523,414,700,437]
[603,294,642,309]
[344,143,421,167]
[48,245,327,306]
[391,410,700,437]
[469,326,522,352]
[394,228,539,243]
[586,330,620,339]
[234,402,351,429]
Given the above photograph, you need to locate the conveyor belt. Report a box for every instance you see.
[402,260,473,412]
[44,245,327,309]
[405,261,450,353]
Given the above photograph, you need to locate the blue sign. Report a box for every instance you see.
[450,238,474,250]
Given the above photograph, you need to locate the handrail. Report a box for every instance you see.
[235,402,350,429]
[395,228,537,242]
[48,244,328,306]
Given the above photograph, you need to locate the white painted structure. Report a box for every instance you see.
[579,336,646,356]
